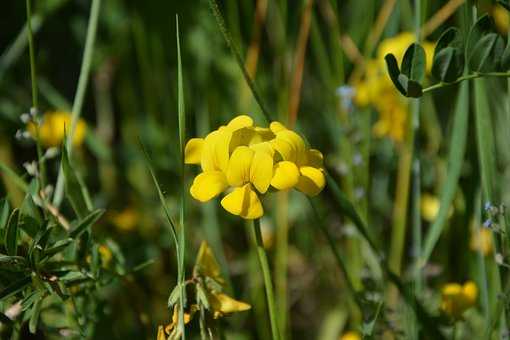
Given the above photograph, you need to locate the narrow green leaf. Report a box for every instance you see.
[4,209,20,256]
[68,209,105,239]
[29,296,42,334]
[401,43,426,82]
[421,81,469,263]
[61,144,92,219]
[0,275,31,301]
[0,161,29,193]
[42,238,73,259]
[384,53,407,96]
[0,255,27,271]
[0,199,9,241]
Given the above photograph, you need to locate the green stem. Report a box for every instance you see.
[423,72,510,93]
[250,219,281,340]
[53,0,102,206]
[25,0,47,194]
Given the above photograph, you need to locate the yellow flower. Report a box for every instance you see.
[28,111,86,147]
[160,304,196,339]
[193,240,225,286]
[340,331,361,340]
[421,194,440,222]
[494,5,509,35]
[110,208,139,232]
[185,115,325,219]
[440,281,478,320]
[194,241,251,318]
[470,227,493,256]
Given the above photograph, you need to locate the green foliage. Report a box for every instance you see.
[384,43,425,97]
[432,28,465,82]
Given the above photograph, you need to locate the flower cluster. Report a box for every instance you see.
[353,33,435,143]
[185,115,325,219]
[440,281,478,321]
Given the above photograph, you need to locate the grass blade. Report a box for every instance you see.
[176,15,187,339]
[421,80,469,264]
[61,143,92,219]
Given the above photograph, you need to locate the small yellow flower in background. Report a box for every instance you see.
[493,5,510,35]
[110,208,139,232]
[440,281,478,320]
[158,241,251,339]
[98,245,113,266]
[185,115,325,219]
[353,33,436,143]
[28,111,87,147]
[340,330,361,340]
[470,227,493,256]
[421,194,440,222]
[194,241,251,318]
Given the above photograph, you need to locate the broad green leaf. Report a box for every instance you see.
[397,74,423,97]
[500,41,510,70]
[401,43,426,82]
[4,209,20,256]
[61,144,92,219]
[432,28,465,82]
[469,33,504,72]
[68,209,105,239]
[467,14,494,53]
[0,275,31,301]
[384,53,407,96]
[421,81,469,263]
[466,14,503,72]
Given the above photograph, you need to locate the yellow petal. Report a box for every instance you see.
[462,281,478,305]
[194,241,225,285]
[220,184,263,219]
[230,127,257,151]
[296,166,325,196]
[201,129,231,172]
[210,292,251,318]
[250,141,274,157]
[227,115,253,130]
[157,325,166,340]
[271,137,294,161]
[184,138,204,164]
[274,130,307,164]
[271,161,300,190]
[269,121,287,133]
[190,171,228,202]
[226,146,254,187]
[307,149,324,168]
[250,151,273,193]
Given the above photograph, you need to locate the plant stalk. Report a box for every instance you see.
[250,218,281,340]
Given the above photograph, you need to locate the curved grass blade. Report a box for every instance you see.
[207,0,271,123]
